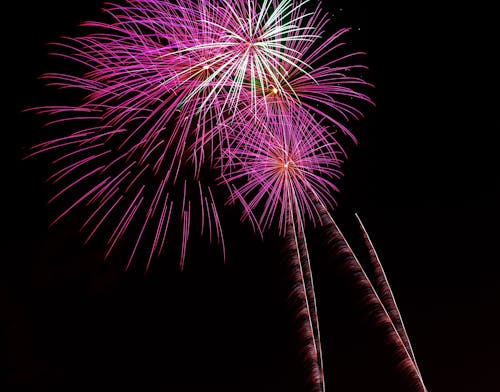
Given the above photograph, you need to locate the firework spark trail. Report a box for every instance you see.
[295,217,325,392]
[284,216,324,392]
[355,214,425,380]
[313,196,427,391]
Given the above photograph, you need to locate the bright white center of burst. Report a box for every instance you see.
[202,65,210,70]
[283,161,289,169]
[272,87,279,94]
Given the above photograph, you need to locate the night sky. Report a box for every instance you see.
[2,1,499,390]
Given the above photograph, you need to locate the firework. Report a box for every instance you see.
[221,112,343,235]
[315,203,427,391]
[32,0,372,268]
[28,0,429,390]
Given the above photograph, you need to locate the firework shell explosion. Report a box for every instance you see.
[28,1,432,391]
[32,0,372,267]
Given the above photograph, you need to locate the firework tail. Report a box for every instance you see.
[355,213,426,386]
[295,218,325,391]
[313,195,427,391]
[283,215,324,392]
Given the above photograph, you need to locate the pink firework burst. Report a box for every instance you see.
[31,0,370,267]
[221,112,343,235]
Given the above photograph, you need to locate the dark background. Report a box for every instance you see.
[2,0,499,390]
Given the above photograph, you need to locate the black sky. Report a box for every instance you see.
[2,1,499,390]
